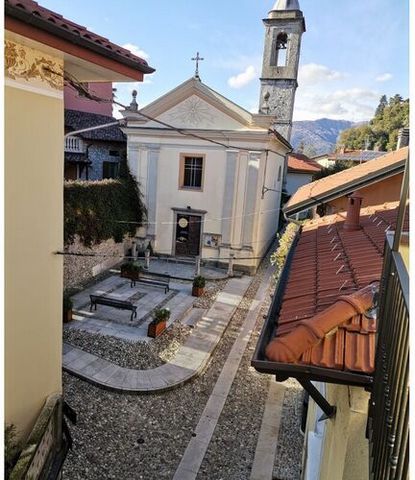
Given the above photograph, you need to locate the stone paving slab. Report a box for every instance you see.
[172,265,274,480]
[132,258,229,281]
[63,275,253,393]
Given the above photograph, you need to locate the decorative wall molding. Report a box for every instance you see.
[4,40,63,92]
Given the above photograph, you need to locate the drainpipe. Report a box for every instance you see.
[283,211,303,226]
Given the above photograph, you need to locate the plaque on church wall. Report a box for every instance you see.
[204,233,221,248]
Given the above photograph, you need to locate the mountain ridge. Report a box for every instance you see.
[291,118,363,156]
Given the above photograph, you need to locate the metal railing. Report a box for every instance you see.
[368,232,409,480]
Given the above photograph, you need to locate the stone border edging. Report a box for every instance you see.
[63,276,253,393]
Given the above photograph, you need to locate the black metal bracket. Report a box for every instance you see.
[297,379,337,421]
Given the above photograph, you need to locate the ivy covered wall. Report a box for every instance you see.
[64,163,146,246]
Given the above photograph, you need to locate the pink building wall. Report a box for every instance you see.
[64,82,113,116]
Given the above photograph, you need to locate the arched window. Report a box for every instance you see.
[275,32,288,67]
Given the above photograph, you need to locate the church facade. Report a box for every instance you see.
[122,0,305,273]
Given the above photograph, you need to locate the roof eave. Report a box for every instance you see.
[5,7,155,77]
[251,227,373,388]
[284,161,406,216]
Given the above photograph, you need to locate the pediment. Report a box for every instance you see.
[131,77,255,130]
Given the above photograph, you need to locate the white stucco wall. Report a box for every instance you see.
[124,87,289,273]
[286,171,314,196]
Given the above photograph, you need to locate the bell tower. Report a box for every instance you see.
[259,0,305,141]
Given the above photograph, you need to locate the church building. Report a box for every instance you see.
[122,0,305,274]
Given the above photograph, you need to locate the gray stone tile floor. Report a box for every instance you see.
[63,275,253,393]
[123,257,229,280]
[66,274,195,342]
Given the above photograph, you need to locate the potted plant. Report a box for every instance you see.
[63,293,73,323]
[120,261,142,280]
[148,308,170,338]
[192,276,206,297]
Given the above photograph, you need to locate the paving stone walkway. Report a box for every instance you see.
[63,275,252,392]
[172,265,274,480]
[133,258,230,280]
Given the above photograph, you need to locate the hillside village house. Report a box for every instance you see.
[5,0,154,475]
[285,147,408,218]
[253,142,409,479]
[64,82,127,181]
[122,0,306,274]
[285,152,322,196]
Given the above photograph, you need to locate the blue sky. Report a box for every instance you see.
[41,0,409,122]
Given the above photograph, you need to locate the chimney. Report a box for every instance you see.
[344,191,363,231]
[397,128,409,149]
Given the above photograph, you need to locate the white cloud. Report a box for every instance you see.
[375,73,393,82]
[122,43,149,60]
[298,63,345,86]
[228,65,257,89]
[294,87,379,122]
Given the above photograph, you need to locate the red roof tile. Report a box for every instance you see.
[266,202,403,375]
[285,147,408,215]
[5,0,155,74]
[288,153,322,173]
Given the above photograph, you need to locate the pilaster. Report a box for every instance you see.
[221,150,238,245]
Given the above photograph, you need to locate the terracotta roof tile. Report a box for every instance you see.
[288,153,322,173]
[266,202,402,375]
[285,147,408,215]
[5,0,154,73]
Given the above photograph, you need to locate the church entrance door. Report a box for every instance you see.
[174,214,202,257]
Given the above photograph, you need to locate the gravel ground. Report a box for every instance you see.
[193,279,227,309]
[273,379,304,480]
[62,247,303,480]
[63,273,259,479]
[63,322,192,370]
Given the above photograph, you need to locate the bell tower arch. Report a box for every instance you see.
[259,0,306,140]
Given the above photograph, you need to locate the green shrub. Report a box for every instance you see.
[63,293,73,312]
[64,160,146,246]
[270,223,299,279]
[193,276,206,288]
[153,308,170,323]
[5,424,21,479]
[120,261,142,274]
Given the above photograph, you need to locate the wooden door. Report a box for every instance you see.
[175,214,201,257]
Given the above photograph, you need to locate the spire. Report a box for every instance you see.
[272,0,300,11]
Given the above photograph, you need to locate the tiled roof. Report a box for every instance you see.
[5,0,154,74]
[65,110,125,142]
[329,150,385,162]
[285,147,408,215]
[268,202,407,375]
[288,153,322,173]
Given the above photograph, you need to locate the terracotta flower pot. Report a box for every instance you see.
[121,271,140,281]
[63,309,73,323]
[147,320,167,338]
[192,286,204,297]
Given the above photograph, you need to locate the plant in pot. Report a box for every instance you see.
[192,276,206,297]
[148,308,170,338]
[120,261,142,280]
[63,293,73,323]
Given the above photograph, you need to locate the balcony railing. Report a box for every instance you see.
[64,135,85,153]
[368,232,409,480]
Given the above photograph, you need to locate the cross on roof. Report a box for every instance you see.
[191,51,204,80]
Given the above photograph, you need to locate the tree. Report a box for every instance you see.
[337,95,409,152]
[374,94,388,118]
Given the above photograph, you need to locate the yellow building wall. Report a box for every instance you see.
[5,40,64,439]
[302,384,370,480]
